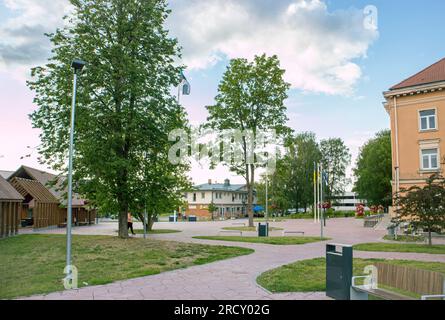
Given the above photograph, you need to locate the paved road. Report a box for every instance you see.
[21,218,445,300]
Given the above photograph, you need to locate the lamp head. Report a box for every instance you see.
[71,59,86,73]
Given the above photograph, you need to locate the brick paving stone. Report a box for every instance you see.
[19,218,445,300]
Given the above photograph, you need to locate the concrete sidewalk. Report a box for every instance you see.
[19,218,445,300]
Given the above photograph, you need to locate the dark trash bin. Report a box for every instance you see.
[258,222,269,237]
[326,243,353,300]
[169,215,176,222]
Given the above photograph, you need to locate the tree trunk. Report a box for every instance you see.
[247,164,255,227]
[428,230,432,246]
[118,210,128,238]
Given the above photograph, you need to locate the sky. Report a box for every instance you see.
[1,0,445,187]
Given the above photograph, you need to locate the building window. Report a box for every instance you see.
[419,109,436,131]
[201,192,205,199]
[193,193,196,202]
[421,148,439,170]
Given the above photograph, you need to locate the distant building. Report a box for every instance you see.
[330,192,367,212]
[183,179,256,219]
[383,57,445,215]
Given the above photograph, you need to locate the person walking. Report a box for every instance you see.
[128,212,135,235]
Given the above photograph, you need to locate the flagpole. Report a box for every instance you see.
[320,163,324,239]
[313,162,317,223]
[317,163,320,223]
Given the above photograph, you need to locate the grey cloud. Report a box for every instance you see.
[0,0,69,68]
[0,24,51,65]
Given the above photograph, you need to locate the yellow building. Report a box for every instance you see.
[383,57,445,210]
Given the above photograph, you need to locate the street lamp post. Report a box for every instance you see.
[65,59,86,287]
[265,170,268,223]
[320,163,324,239]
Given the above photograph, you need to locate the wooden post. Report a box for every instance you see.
[5,202,10,237]
[0,202,4,238]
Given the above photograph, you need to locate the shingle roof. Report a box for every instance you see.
[9,177,59,203]
[9,166,86,206]
[0,170,14,179]
[0,176,24,201]
[194,183,246,192]
[390,57,445,90]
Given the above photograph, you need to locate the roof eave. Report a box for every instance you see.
[383,81,445,99]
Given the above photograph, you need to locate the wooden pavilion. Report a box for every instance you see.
[0,175,24,238]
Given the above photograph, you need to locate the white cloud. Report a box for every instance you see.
[1,0,378,95]
[168,0,378,95]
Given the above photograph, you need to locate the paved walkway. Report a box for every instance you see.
[20,218,445,300]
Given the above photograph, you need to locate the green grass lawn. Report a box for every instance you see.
[134,229,181,234]
[257,257,445,293]
[354,243,445,254]
[0,234,253,299]
[222,226,283,232]
[193,236,329,245]
[383,235,425,243]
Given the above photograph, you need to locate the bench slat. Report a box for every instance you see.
[352,286,415,300]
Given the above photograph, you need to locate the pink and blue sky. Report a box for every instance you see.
[1,0,444,186]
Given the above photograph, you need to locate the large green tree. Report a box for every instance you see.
[284,132,322,212]
[320,138,351,199]
[353,130,392,207]
[256,132,322,215]
[206,54,290,227]
[28,0,189,238]
[256,156,291,216]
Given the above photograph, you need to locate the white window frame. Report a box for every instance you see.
[420,147,440,171]
[418,108,437,132]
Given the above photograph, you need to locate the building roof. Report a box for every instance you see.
[0,170,14,179]
[9,165,87,206]
[0,176,24,201]
[390,57,445,90]
[9,177,59,203]
[194,183,246,192]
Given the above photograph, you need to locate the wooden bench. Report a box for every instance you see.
[363,214,384,228]
[218,230,243,236]
[351,262,445,300]
[282,230,305,236]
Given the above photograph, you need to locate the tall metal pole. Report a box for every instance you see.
[65,71,78,280]
[177,81,182,105]
[313,162,317,223]
[265,171,268,223]
[317,163,321,223]
[320,163,324,239]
